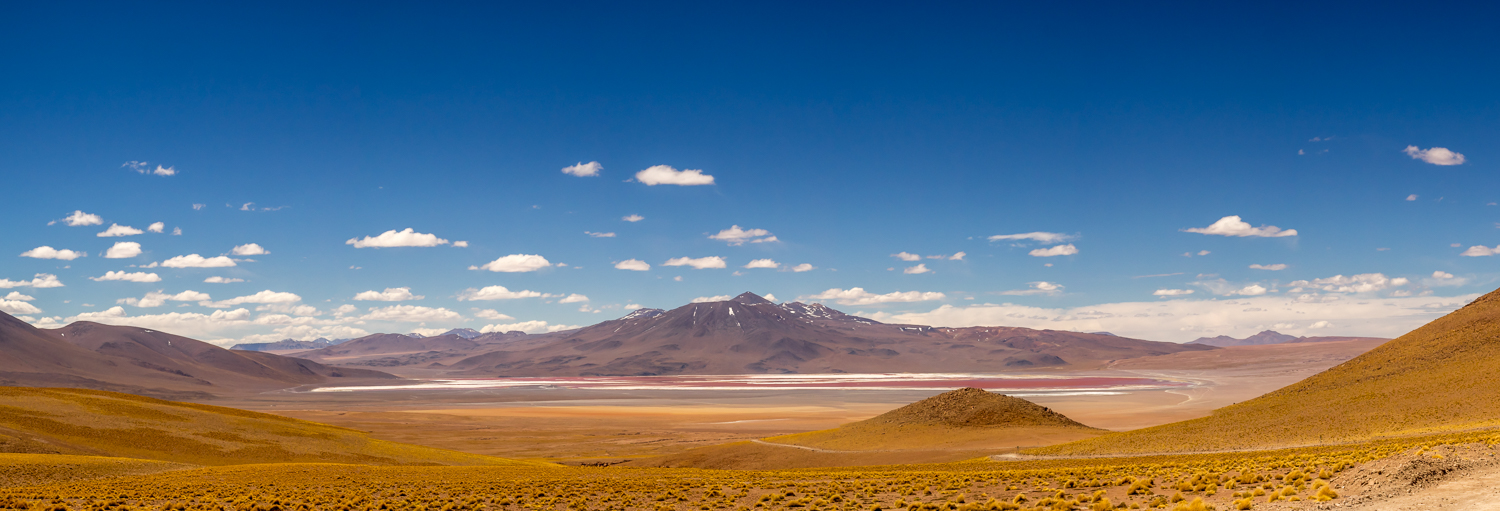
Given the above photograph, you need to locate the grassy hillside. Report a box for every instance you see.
[0,387,542,466]
[0,453,191,487]
[1034,288,1500,455]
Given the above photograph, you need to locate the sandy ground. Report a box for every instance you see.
[244,340,1383,462]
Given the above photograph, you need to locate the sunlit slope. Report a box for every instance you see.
[0,387,540,466]
[771,388,1104,451]
[0,453,192,487]
[1035,288,1500,455]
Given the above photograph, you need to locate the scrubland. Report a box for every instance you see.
[6,427,1500,511]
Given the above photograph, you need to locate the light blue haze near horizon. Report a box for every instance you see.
[1,1,1496,345]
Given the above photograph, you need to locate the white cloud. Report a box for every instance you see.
[203,276,244,283]
[231,243,269,256]
[1403,146,1466,166]
[1406,194,1419,201]
[1183,215,1298,237]
[1308,320,1332,329]
[904,264,932,274]
[203,290,302,308]
[585,231,617,238]
[60,210,103,226]
[472,254,552,273]
[0,296,41,315]
[691,295,732,303]
[1000,281,1063,296]
[360,305,463,323]
[1288,273,1408,294]
[1461,245,1500,257]
[0,274,64,289]
[346,228,450,248]
[802,288,946,306]
[558,294,589,304]
[105,242,142,259]
[123,161,176,176]
[744,259,779,269]
[453,241,469,248]
[1248,263,1288,271]
[20,246,86,260]
[172,227,182,236]
[353,287,424,301]
[1433,271,1455,280]
[663,256,726,269]
[456,285,543,301]
[192,204,206,210]
[473,309,515,321]
[875,294,1478,343]
[90,271,161,283]
[622,214,645,222]
[97,224,144,237]
[60,306,254,341]
[1153,289,1194,297]
[708,225,776,245]
[1029,244,1079,257]
[120,290,212,308]
[147,222,165,233]
[635,165,715,186]
[1232,284,1268,296]
[791,263,816,272]
[562,161,603,177]
[948,252,967,261]
[892,252,921,262]
[615,259,651,271]
[480,320,579,334]
[161,254,237,268]
[988,232,1075,244]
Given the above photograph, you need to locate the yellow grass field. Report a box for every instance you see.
[0,387,541,467]
[5,428,1499,511]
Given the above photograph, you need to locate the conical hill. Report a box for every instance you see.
[767,388,1104,451]
[1035,287,1500,455]
[863,387,1092,428]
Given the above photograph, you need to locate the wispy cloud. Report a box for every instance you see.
[346,228,450,248]
[802,287,945,306]
[561,161,602,177]
[663,256,726,269]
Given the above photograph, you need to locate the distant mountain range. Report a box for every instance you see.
[0,311,395,400]
[231,337,349,351]
[294,292,1214,376]
[1187,330,1389,347]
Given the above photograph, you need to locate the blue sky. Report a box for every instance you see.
[2,2,1496,344]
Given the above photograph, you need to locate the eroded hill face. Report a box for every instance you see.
[0,387,530,466]
[1036,287,1500,456]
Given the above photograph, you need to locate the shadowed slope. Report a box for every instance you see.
[0,387,539,466]
[1035,288,1500,455]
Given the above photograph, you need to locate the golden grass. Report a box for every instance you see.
[5,427,1498,511]
[1034,288,1500,455]
[0,387,542,466]
[0,453,191,488]
[770,425,1100,452]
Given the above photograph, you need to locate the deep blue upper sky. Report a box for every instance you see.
[2,1,1496,344]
